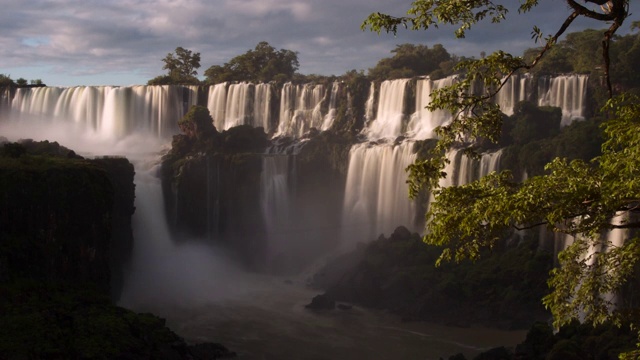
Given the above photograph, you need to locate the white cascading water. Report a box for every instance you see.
[9,85,189,138]
[444,149,504,187]
[478,150,503,178]
[365,79,409,140]
[407,76,456,140]
[363,82,376,125]
[439,149,463,188]
[224,82,252,129]
[254,83,273,132]
[457,152,476,186]
[341,141,417,245]
[260,154,293,265]
[494,74,533,116]
[320,82,341,131]
[207,82,273,132]
[538,74,589,126]
[551,211,629,313]
[207,82,228,131]
[276,82,326,138]
[342,77,505,246]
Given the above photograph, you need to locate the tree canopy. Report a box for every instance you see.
[368,43,453,81]
[148,46,201,85]
[364,1,639,357]
[204,41,299,84]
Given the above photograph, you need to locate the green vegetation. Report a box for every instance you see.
[0,74,15,86]
[178,105,217,140]
[363,1,640,358]
[204,41,299,84]
[0,281,189,359]
[0,74,45,87]
[148,46,201,85]
[367,43,454,81]
[320,226,552,328]
[447,320,637,360]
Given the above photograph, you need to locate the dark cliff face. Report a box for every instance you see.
[91,156,136,300]
[0,141,136,297]
[0,154,114,291]
[160,114,357,272]
[0,141,235,360]
[161,124,269,269]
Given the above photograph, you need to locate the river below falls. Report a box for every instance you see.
[123,275,527,360]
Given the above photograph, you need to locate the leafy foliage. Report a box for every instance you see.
[204,41,299,84]
[0,280,193,359]
[364,1,639,357]
[178,105,217,140]
[422,95,640,356]
[0,74,14,86]
[368,43,453,81]
[149,46,201,85]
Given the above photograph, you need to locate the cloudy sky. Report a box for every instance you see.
[1,1,636,86]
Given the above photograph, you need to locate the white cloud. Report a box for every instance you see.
[222,0,313,21]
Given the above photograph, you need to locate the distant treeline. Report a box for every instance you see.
[147,27,640,94]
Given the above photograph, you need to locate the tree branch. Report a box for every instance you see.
[514,221,549,231]
[567,0,617,21]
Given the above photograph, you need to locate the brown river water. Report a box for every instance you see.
[127,275,526,360]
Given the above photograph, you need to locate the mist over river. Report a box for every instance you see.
[127,274,526,360]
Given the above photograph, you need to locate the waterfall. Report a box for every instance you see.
[341,141,417,244]
[206,82,273,132]
[207,83,227,131]
[364,82,376,124]
[407,76,457,140]
[439,149,463,188]
[458,149,504,185]
[538,74,589,126]
[8,85,192,138]
[478,150,503,178]
[260,154,293,264]
[365,79,409,140]
[224,83,253,129]
[494,74,533,116]
[457,152,476,186]
[276,82,327,137]
[254,83,273,132]
[320,81,341,131]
